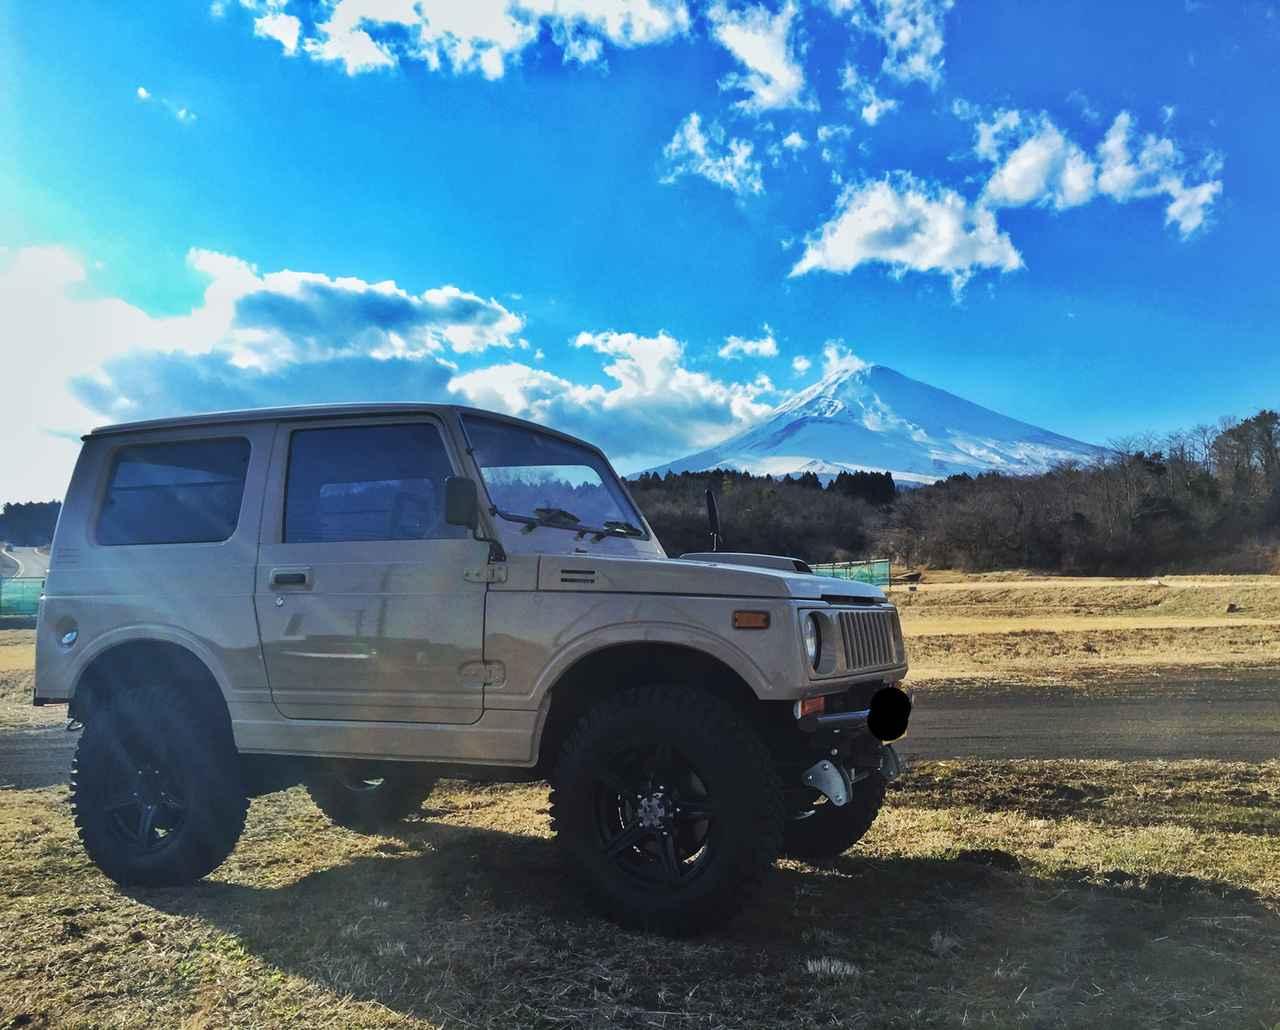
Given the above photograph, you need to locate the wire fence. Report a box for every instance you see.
[810,558,892,587]
[0,577,44,618]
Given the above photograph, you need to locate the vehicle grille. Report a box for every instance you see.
[838,608,905,672]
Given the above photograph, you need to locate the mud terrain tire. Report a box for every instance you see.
[306,763,436,832]
[71,684,247,886]
[782,772,886,861]
[551,685,784,936]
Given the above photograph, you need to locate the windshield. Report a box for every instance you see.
[461,415,645,535]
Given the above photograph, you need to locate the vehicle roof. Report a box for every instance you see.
[86,403,576,445]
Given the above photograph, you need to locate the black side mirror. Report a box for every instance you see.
[705,488,722,552]
[444,476,480,529]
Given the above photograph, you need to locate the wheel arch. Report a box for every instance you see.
[533,640,763,775]
[68,629,233,736]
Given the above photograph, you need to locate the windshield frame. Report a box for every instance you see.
[458,413,651,542]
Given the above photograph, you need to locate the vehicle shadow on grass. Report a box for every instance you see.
[128,816,1280,1028]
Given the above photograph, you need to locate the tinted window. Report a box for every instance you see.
[97,438,250,546]
[284,423,463,544]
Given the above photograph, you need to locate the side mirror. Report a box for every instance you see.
[444,476,480,529]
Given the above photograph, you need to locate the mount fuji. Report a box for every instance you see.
[650,362,1104,484]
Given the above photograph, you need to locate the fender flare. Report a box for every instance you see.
[68,624,235,706]
[528,619,774,758]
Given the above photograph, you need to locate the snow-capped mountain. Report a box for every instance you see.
[650,362,1103,483]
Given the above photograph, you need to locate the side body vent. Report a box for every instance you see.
[559,568,597,586]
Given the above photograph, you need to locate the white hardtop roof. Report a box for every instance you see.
[88,403,550,440]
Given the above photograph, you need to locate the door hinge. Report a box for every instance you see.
[464,564,508,584]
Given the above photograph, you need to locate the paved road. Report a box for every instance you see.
[2,681,1276,791]
[1,546,51,580]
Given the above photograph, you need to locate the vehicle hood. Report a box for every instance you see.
[535,554,885,602]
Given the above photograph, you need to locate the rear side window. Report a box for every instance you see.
[283,423,463,544]
[97,438,251,546]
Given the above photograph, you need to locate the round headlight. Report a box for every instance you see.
[801,613,820,669]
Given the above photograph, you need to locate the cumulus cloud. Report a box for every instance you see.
[980,117,1097,210]
[707,1,810,112]
[973,108,1223,236]
[791,355,812,375]
[839,63,899,126]
[254,11,301,54]
[238,0,690,78]
[448,330,776,461]
[661,112,764,195]
[789,173,1022,292]
[834,0,954,87]
[718,326,779,359]
[0,244,785,495]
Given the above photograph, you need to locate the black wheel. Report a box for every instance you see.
[550,686,784,936]
[71,684,248,886]
[305,762,436,833]
[782,772,886,861]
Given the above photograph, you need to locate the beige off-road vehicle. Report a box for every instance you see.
[35,404,910,934]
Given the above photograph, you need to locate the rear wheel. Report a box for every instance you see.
[71,684,247,886]
[305,761,436,832]
[782,772,886,861]
[551,686,783,936]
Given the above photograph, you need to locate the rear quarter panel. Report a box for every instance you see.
[36,425,275,730]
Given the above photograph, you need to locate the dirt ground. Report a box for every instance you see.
[1,577,1278,1027]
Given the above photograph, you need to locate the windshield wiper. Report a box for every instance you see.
[602,520,644,537]
[533,507,581,525]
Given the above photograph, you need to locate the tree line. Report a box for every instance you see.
[0,502,61,548]
[629,410,1280,574]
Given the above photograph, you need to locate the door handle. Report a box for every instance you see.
[271,567,312,588]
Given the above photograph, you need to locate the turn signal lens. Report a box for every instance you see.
[733,610,771,630]
[793,695,827,719]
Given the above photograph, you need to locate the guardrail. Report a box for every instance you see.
[0,577,44,618]
[810,558,891,587]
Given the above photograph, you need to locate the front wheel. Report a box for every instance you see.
[550,686,784,936]
[782,772,886,861]
[305,762,436,833]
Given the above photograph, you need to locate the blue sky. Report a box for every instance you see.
[2,0,1277,500]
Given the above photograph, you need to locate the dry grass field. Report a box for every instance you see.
[895,575,1280,689]
[1,576,1278,1028]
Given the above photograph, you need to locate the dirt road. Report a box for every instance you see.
[4,679,1276,791]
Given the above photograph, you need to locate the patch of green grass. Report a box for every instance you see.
[1,762,1278,1029]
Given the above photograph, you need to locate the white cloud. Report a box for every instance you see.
[707,1,810,112]
[974,108,1223,237]
[781,130,807,151]
[718,326,779,359]
[269,0,690,78]
[134,84,197,123]
[789,173,1023,292]
[839,63,899,126]
[835,0,954,88]
[820,340,869,377]
[254,11,302,55]
[0,244,784,496]
[981,118,1097,210]
[661,112,764,196]
[791,355,812,375]
[816,123,853,165]
[448,330,776,461]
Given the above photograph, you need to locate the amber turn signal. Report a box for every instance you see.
[794,695,827,719]
[732,610,771,629]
